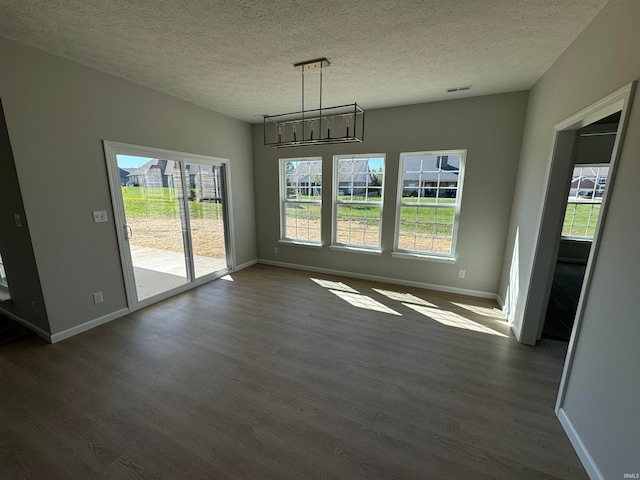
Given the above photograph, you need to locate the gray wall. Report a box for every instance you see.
[0,38,256,335]
[0,99,49,333]
[498,0,640,476]
[253,92,528,295]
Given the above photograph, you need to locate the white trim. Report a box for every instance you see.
[329,245,382,256]
[258,259,497,299]
[332,153,386,250]
[391,251,457,264]
[0,306,51,342]
[233,259,258,272]
[279,157,323,244]
[102,140,234,311]
[510,320,522,342]
[220,161,237,270]
[103,141,138,309]
[50,265,238,342]
[557,408,604,480]
[102,141,230,165]
[496,293,505,310]
[393,150,466,258]
[49,308,130,343]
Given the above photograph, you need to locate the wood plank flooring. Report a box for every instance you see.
[0,264,587,479]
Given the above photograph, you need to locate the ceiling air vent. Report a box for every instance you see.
[446,85,472,93]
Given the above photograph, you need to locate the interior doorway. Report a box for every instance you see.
[517,82,635,347]
[104,141,232,311]
[541,115,619,341]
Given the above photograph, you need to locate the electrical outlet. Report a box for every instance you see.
[93,291,104,304]
[274,247,278,254]
[14,214,22,228]
[458,269,466,279]
[92,210,108,223]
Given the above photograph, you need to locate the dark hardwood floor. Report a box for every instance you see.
[0,264,586,479]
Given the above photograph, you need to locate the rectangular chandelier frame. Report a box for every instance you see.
[264,103,364,148]
[264,58,365,148]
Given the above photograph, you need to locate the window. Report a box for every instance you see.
[280,157,322,244]
[332,154,385,250]
[562,164,608,239]
[394,151,465,258]
[0,253,7,287]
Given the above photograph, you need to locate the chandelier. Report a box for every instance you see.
[264,58,364,148]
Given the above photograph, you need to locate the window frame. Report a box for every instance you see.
[392,150,466,261]
[331,153,386,253]
[561,163,608,241]
[279,157,323,246]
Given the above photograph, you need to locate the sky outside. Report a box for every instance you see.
[117,154,152,168]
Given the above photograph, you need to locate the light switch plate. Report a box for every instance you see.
[92,210,108,223]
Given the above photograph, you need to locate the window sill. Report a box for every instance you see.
[560,236,594,242]
[278,240,323,249]
[391,251,457,264]
[329,245,382,256]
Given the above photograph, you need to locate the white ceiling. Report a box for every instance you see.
[0,0,609,123]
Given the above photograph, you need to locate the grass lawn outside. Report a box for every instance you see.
[562,202,601,238]
[285,194,457,252]
[121,187,226,258]
[121,187,459,255]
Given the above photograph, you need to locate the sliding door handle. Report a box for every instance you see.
[124,224,133,240]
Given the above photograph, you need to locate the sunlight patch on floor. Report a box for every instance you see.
[372,288,437,307]
[221,275,234,281]
[403,303,508,337]
[311,278,359,293]
[450,302,505,319]
[330,290,402,316]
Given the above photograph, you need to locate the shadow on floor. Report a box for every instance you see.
[0,312,36,347]
[542,262,586,342]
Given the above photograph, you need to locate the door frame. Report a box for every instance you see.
[103,140,235,312]
[519,83,635,346]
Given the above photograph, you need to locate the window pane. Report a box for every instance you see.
[396,151,464,256]
[334,155,385,249]
[284,201,321,242]
[562,202,600,238]
[187,163,228,278]
[281,158,322,243]
[336,205,381,248]
[401,154,460,204]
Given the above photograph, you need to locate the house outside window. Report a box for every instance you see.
[393,150,466,258]
[332,154,385,251]
[280,158,322,244]
[562,164,608,239]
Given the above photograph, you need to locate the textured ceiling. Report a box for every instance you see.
[0,0,609,123]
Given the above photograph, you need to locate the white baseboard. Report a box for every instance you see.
[557,408,603,480]
[0,306,51,342]
[233,258,258,272]
[510,321,523,343]
[258,259,498,300]
[50,308,129,343]
[496,293,505,310]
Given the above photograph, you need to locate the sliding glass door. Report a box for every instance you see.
[104,142,231,310]
[186,162,228,278]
